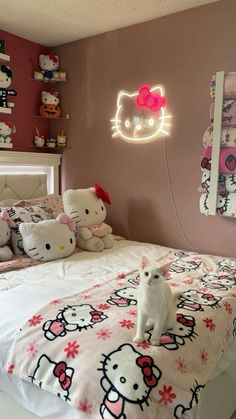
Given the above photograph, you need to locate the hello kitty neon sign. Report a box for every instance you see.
[111,84,171,143]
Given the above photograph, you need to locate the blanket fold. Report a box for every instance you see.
[210,72,236,100]
[200,192,236,216]
[201,146,236,174]
[201,170,236,194]
[210,100,236,127]
[203,126,236,148]
[6,251,236,419]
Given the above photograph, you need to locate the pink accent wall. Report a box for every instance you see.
[0,30,50,150]
[54,0,236,258]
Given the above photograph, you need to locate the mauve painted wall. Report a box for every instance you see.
[0,30,50,150]
[54,0,236,257]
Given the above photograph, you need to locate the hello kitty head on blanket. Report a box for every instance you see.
[19,213,76,262]
[63,184,114,252]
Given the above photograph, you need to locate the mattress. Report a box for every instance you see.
[0,240,236,419]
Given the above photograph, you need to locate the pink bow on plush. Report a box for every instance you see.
[0,210,16,227]
[57,213,76,232]
[136,85,166,113]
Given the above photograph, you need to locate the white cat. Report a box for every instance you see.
[133,256,177,346]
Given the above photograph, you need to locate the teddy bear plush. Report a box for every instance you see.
[0,65,17,109]
[19,213,76,262]
[0,210,15,261]
[0,121,15,146]
[40,91,61,119]
[63,184,114,252]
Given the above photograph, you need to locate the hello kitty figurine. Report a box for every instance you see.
[39,54,60,81]
[63,184,114,252]
[100,343,161,418]
[0,65,17,109]
[0,121,15,146]
[0,210,15,261]
[40,91,61,119]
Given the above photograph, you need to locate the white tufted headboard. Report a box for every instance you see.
[0,151,61,200]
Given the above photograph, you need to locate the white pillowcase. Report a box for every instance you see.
[3,206,49,256]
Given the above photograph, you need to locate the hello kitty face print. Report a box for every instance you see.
[200,273,236,291]
[169,258,201,274]
[174,382,205,419]
[177,290,221,311]
[107,287,137,307]
[31,354,74,401]
[99,344,161,418]
[43,304,107,340]
[218,259,236,273]
[146,313,197,350]
[111,84,171,143]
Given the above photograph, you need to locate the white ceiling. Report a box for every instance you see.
[0,0,218,47]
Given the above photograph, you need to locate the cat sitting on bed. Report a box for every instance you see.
[133,257,177,346]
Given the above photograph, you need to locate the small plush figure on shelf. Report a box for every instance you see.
[0,121,15,148]
[33,54,67,82]
[57,130,67,148]
[0,210,15,261]
[63,184,114,252]
[0,65,17,109]
[46,138,56,148]
[34,127,44,147]
[40,91,61,119]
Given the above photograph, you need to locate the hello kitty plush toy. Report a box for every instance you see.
[0,210,15,261]
[63,184,114,252]
[40,91,61,119]
[0,65,17,109]
[39,54,60,81]
[0,121,15,146]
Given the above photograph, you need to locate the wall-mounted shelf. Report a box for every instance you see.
[30,78,67,83]
[0,107,11,114]
[0,52,10,62]
[0,143,13,149]
[31,115,70,120]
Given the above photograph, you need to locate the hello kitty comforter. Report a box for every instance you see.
[6,250,236,419]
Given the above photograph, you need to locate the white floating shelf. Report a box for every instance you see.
[0,143,13,149]
[0,107,11,114]
[0,52,10,62]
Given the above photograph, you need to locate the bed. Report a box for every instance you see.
[0,151,236,419]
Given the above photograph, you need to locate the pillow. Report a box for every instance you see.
[19,213,76,262]
[3,206,49,256]
[0,199,18,207]
[15,194,63,219]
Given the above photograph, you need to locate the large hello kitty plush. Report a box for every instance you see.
[63,184,114,252]
[39,54,60,80]
[40,91,61,119]
[0,210,15,261]
[0,121,15,146]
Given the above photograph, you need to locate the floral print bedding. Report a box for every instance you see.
[6,249,236,418]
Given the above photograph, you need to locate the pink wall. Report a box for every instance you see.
[48,1,236,257]
[0,30,50,150]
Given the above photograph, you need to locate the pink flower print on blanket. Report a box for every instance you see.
[43,304,107,341]
[177,290,221,312]
[31,354,74,402]
[99,344,162,419]
[107,287,137,307]
[146,313,197,350]
[200,274,236,291]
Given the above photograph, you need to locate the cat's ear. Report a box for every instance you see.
[159,263,170,277]
[141,256,150,269]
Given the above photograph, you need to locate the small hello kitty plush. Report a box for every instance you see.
[0,65,17,108]
[39,54,60,80]
[40,91,61,119]
[0,121,15,146]
[63,184,114,252]
[0,210,15,261]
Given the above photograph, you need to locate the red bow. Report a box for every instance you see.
[136,355,158,388]
[176,313,194,327]
[53,362,71,390]
[90,310,103,323]
[94,184,111,205]
[202,293,216,302]
[201,157,211,171]
[136,85,166,113]
[49,54,58,64]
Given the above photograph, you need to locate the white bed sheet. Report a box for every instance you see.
[0,240,235,419]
